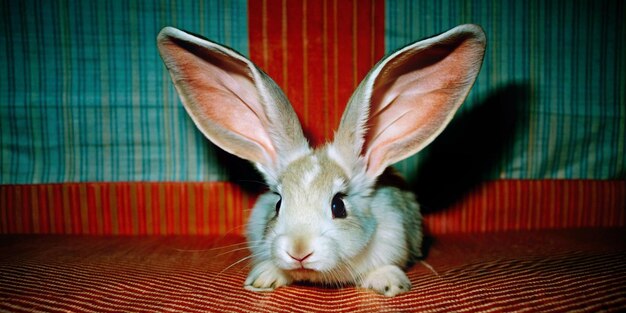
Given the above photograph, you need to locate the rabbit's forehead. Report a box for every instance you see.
[279,153,348,196]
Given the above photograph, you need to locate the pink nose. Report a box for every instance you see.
[288,251,313,263]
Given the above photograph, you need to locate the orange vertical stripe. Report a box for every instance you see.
[248,0,264,69]
[331,0,339,127]
[15,186,24,233]
[85,184,95,235]
[10,186,19,233]
[108,183,117,235]
[233,185,242,235]
[225,184,234,235]
[281,0,289,92]
[145,183,152,235]
[208,183,217,234]
[129,183,138,235]
[68,184,77,234]
[14,186,23,233]
[94,184,104,235]
[171,183,180,234]
[180,183,189,235]
[51,185,62,233]
[302,0,310,128]
[22,186,33,233]
[152,183,162,235]
[163,183,172,235]
[116,184,124,235]
[33,185,44,233]
[266,0,284,86]
[188,183,196,235]
[137,184,147,235]
[0,187,7,233]
[125,183,133,234]
[100,184,110,235]
[156,183,164,234]
[351,0,358,87]
[285,0,304,125]
[248,0,385,146]
[195,184,204,235]
[218,183,226,235]
[78,184,88,234]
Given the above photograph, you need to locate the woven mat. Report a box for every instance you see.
[1,229,625,312]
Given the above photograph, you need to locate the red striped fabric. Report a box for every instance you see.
[425,180,626,234]
[248,0,385,146]
[0,182,254,236]
[1,229,624,312]
[1,180,624,236]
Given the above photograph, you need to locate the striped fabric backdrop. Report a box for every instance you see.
[1,0,625,235]
[388,0,626,180]
[248,0,385,147]
[1,0,624,184]
[0,182,253,236]
[0,0,250,183]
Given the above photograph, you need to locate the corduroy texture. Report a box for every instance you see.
[1,229,625,312]
[2,180,624,236]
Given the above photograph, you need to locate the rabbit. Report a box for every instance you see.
[157,24,485,297]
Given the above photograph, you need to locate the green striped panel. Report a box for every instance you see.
[387,0,625,180]
[2,0,624,184]
[0,0,248,183]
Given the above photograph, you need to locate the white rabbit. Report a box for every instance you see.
[157,24,485,297]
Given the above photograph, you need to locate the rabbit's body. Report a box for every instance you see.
[158,24,485,296]
[245,149,423,296]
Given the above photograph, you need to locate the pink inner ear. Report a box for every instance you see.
[161,39,277,162]
[364,38,481,176]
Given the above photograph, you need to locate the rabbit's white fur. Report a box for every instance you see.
[245,148,422,296]
[158,24,486,296]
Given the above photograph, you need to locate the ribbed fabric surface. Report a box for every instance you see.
[0,182,252,236]
[1,180,624,236]
[1,229,624,312]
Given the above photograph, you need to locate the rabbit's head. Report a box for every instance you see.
[158,25,485,282]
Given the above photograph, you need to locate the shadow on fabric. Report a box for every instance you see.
[410,83,531,214]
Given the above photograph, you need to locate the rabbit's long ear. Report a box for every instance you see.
[332,24,486,178]
[157,27,309,178]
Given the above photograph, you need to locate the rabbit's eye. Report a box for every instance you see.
[275,194,282,216]
[331,193,347,219]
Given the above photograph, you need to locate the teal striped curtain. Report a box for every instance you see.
[388,0,625,180]
[1,0,624,184]
[0,0,248,184]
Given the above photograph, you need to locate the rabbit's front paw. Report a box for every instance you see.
[244,260,292,292]
[361,265,411,297]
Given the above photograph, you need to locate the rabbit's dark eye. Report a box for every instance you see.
[275,194,282,216]
[331,193,347,219]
